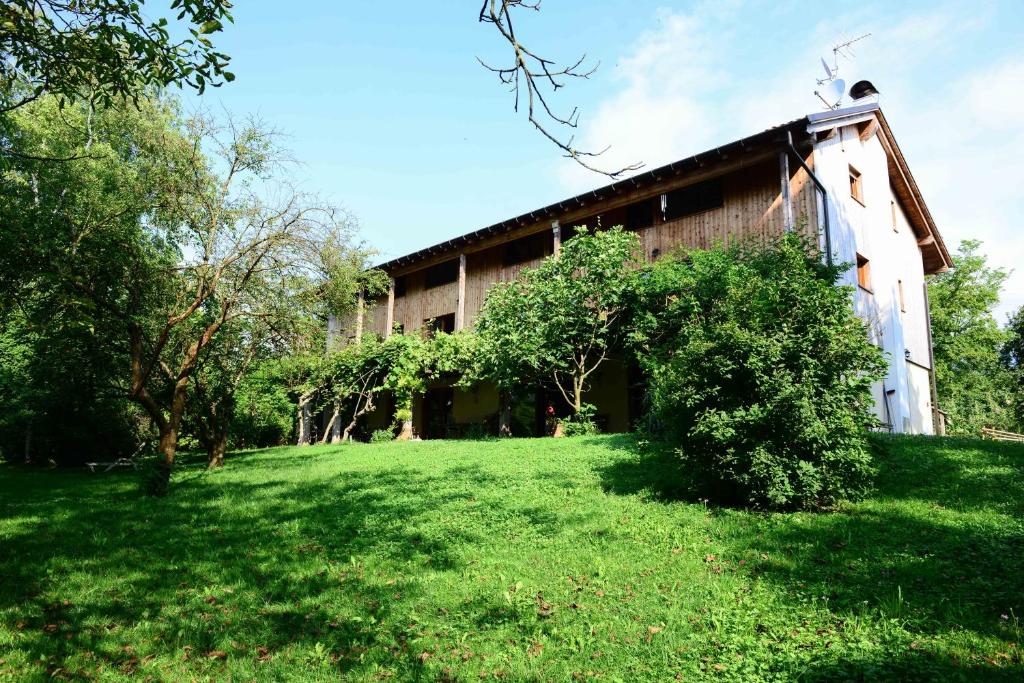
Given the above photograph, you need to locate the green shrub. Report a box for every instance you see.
[369,429,395,444]
[560,403,600,437]
[629,235,886,510]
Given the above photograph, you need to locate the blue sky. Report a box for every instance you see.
[184,0,1024,318]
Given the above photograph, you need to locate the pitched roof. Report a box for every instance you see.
[375,105,951,274]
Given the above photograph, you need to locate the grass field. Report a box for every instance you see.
[1,435,1022,681]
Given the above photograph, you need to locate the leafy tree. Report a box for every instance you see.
[1002,306,1024,431]
[475,227,640,429]
[927,240,1015,435]
[0,93,373,488]
[231,359,296,449]
[1,0,233,116]
[629,236,886,510]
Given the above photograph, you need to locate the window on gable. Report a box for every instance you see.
[856,253,872,291]
[663,179,724,222]
[424,259,459,289]
[891,199,898,232]
[898,279,906,313]
[503,231,551,266]
[849,165,864,205]
[424,313,455,337]
[393,275,407,298]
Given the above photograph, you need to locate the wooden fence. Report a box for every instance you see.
[980,427,1024,443]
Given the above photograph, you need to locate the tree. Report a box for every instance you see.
[1002,306,1024,431]
[0,94,183,465]
[475,227,640,426]
[629,236,886,510]
[1,0,233,117]
[927,240,1015,435]
[0,93,372,488]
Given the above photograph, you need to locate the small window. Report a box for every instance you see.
[424,313,455,337]
[393,276,407,298]
[663,179,724,221]
[898,279,906,312]
[625,199,654,231]
[891,199,898,232]
[651,248,661,260]
[503,231,551,266]
[393,322,405,335]
[424,259,459,289]
[856,253,871,291]
[849,165,864,204]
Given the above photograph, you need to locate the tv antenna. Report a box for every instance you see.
[814,33,871,110]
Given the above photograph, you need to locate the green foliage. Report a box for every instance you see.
[1003,306,1024,429]
[928,241,1016,434]
[475,227,641,415]
[369,428,395,443]
[232,360,296,448]
[629,235,886,510]
[560,402,600,436]
[1,434,1021,680]
[0,0,234,113]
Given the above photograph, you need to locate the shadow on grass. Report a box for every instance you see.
[0,457,512,679]
[596,433,1024,678]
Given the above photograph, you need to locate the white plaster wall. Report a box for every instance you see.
[811,119,934,434]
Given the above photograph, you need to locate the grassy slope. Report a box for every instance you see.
[1,435,1022,682]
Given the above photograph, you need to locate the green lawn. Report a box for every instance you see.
[1,435,1022,681]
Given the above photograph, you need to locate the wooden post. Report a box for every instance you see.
[355,290,364,341]
[385,277,395,337]
[456,253,467,330]
[552,220,561,256]
[779,150,794,233]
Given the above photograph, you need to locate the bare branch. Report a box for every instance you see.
[478,0,643,178]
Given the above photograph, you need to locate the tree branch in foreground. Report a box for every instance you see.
[478,0,643,179]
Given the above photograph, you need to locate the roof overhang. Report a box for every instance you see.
[373,118,813,272]
[808,103,952,274]
[373,104,951,276]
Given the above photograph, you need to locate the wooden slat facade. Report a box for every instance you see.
[362,155,819,337]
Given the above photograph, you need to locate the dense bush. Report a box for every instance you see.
[629,235,886,510]
[560,403,600,437]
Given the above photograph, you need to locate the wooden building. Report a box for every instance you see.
[329,103,951,439]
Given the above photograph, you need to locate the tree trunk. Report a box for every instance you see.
[321,405,340,444]
[573,375,583,414]
[498,390,512,437]
[207,429,228,469]
[330,401,343,444]
[343,394,377,442]
[297,395,313,446]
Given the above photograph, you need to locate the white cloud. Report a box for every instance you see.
[558,4,1022,319]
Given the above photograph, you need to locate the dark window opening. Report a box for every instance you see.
[503,231,551,266]
[393,323,405,335]
[651,248,661,260]
[424,313,456,337]
[565,214,600,239]
[424,259,459,289]
[663,179,724,221]
[625,199,654,230]
[393,276,407,298]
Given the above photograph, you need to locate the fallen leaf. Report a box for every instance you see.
[528,641,543,657]
[704,554,717,563]
[418,651,431,664]
[535,593,554,617]
[206,650,227,660]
